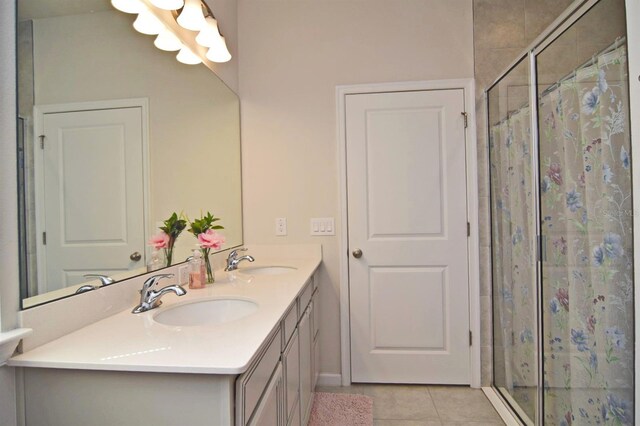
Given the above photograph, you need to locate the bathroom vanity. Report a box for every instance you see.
[10,247,321,426]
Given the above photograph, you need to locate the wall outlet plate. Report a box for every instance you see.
[276,217,287,236]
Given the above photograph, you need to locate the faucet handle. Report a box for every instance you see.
[228,248,248,259]
[83,274,115,286]
[142,273,174,291]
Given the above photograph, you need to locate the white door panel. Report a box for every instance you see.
[41,107,145,291]
[347,89,470,384]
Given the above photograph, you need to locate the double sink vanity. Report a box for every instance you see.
[9,245,322,426]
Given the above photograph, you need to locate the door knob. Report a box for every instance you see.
[130,251,142,262]
[352,249,363,259]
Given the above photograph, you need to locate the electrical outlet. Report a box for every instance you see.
[178,264,189,285]
[276,217,287,236]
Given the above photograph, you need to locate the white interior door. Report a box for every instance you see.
[346,89,470,384]
[39,106,145,291]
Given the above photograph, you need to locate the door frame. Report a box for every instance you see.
[33,98,150,293]
[336,79,481,388]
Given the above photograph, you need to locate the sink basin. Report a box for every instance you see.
[237,266,297,275]
[153,298,258,327]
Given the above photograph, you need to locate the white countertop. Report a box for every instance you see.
[9,251,321,375]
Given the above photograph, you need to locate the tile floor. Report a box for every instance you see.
[316,384,505,425]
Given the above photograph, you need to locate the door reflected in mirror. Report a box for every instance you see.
[17,0,242,308]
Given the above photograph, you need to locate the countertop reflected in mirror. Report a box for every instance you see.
[16,0,242,308]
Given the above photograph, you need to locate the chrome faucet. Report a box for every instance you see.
[132,273,186,314]
[83,274,115,286]
[224,248,255,271]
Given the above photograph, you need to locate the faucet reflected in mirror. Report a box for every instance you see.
[16,0,242,309]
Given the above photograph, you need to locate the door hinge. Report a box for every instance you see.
[461,112,468,129]
[42,231,47,245]
[467,222,471,237]
[469,330,473,346]
[39,135,45,149]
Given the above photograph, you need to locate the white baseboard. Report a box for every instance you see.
[481,387,524,426]
[316,373,342,387]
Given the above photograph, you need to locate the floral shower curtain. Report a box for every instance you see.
[538,44,633,425]
[490,42,633,425]
[490,105,538,420]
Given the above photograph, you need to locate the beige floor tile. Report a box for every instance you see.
[364,384,440,421]
[374,420,442,426]
[429,386,503,423]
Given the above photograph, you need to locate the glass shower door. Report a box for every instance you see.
[488,57,538,424]
[536,0,634,423]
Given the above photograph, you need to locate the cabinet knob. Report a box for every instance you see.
[352,249,363,259]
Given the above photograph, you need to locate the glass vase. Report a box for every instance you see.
[203,251,214,284]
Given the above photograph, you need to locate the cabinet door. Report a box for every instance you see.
[299,305,313,425]
[249,363,284,426]
[284,328,300,424]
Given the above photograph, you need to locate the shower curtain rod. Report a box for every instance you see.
[489,36,627,129]
[538,36,626,99]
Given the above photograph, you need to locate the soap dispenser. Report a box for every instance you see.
[189,250,205,289]
[147,249,163,272]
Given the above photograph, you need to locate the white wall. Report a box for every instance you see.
[238,0,475,378]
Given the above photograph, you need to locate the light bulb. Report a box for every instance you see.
[154,29,183,51]
[111,0,145,14]
[206,36,231,63]
[176,47,202,65]
[133,9,165,35]
[195,16,221,47]
[149,0,184,10]
[177,0,206,31]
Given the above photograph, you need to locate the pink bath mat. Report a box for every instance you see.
[308,392,373,426]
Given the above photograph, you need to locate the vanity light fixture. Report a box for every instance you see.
[149,0,185,10]
[206,36,231,63]
[195,16,220,47]
[133,8,165,35]
[154,28,183,51]
[176,46,202,65]
[112,0,232,65]
[196,16,231,63]
[177,0,207,31]
[111,0,145,14]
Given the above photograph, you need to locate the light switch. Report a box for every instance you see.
[310,217,335,236]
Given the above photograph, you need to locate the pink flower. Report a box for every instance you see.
[149,231,170,249]
[198,230,225,250]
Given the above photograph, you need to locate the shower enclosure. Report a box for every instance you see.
[488,0,634,424]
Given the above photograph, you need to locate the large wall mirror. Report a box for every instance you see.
[17,0,242,308]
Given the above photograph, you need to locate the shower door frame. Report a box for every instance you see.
[485,0,640,423]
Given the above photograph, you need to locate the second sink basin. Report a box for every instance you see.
[237,266,297,275]
[153,298,258,327]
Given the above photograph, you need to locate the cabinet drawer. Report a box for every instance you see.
[282,301,298,348]
[299,279,313,315]
[238,328,282,425]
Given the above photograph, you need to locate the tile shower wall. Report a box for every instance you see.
[473,0,574,385]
